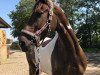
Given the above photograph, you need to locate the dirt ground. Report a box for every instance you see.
[85,53,100,75]
[0,50,100,75]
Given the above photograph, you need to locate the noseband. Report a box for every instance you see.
[21,3,53,47]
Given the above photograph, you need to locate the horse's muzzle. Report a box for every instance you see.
[18,34,36,52]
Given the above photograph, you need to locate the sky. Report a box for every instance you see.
[0,0,20,41]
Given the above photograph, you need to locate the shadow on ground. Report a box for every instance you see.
[86,53,100,67]
[84,53,100,75]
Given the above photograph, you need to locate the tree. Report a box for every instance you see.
[58,0,100,48]
[76,0,100,48]
[58,0,83,30]
[9,0,35,37]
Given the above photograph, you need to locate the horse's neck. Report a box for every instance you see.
[56,24,78,56]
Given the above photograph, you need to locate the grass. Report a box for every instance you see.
[84,48,100,53]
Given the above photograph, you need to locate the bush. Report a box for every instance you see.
[10,41,20,50]
[97,38,100,48]
[83,48,100,52]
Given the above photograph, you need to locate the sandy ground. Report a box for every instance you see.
[0,50,100,75]
[0,50,29,75]
[84,53,100,75]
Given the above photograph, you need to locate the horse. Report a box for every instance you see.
[18,0,87,75]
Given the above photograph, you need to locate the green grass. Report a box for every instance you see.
[83,48,100,53]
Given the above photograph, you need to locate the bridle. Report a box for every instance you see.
[21,2,53,47]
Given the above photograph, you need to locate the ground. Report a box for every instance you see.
[85,53,100,75]
[0,50,28,75]
[0,50,100,75]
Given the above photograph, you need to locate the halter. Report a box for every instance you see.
[21,2,54,47]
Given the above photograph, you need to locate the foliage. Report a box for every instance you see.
[58,0,100,49]
[84,48,100,53]
[58,0,80,29]
[9,0,35,37]
[10,41,20,50]
[76,0,100,48]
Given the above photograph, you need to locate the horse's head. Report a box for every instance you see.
[19,0,58,52]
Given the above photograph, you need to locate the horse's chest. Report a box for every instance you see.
[35,32,58,75]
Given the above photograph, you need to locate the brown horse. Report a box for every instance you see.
[18,0,87,75]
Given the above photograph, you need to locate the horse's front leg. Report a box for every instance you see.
[26,52,38,75]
